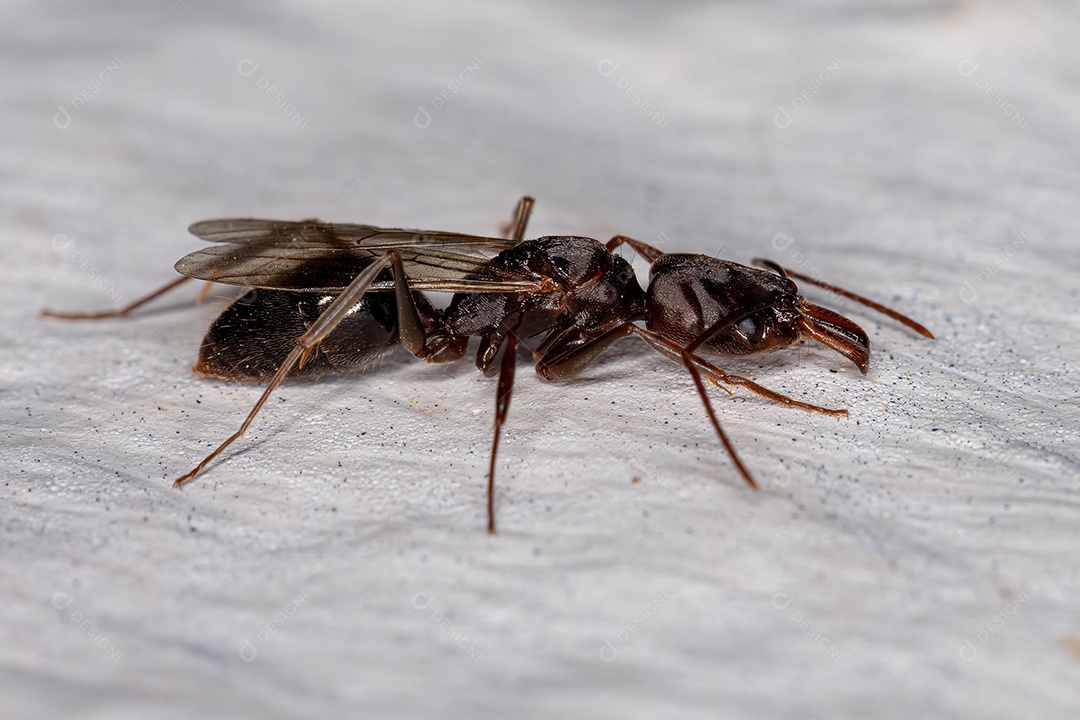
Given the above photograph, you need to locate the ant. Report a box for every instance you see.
[43,197,933,532]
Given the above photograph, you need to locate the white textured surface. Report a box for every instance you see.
[3,1,1079,718]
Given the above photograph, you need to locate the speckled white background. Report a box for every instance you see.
[2,1,1079,718]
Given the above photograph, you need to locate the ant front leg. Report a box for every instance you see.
[535,319,849,491]
[537,323,845,417]
[532,321,756,489]
[630,328,847,418]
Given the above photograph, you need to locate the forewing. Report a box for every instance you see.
[176,218,539,292]
[187,218,522,250]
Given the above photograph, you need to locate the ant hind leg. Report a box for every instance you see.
[41,276,194,320]
[605,235,665,263]
[501,196,535,242]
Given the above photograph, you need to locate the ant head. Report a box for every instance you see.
[646,254,870,372]
[647,254,800,354]
[753,259,870,373]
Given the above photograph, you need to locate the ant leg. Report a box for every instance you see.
[534,320,758,488]
[536,319,849,490]
[670,335,758,488]
[392,259,430,358]
[196,281,215,304]
[669,306,845,414]
[173,253,402,488]
[639,315,816,490]
[536,320,844,416]
[605,235,665,262]
[534,325,634,381]
[751,258,934,338]
[41,276,193,320]
[486,333,517,534]
[502,196,535,242]
[406,197,535,364]
[478,200,534,532]
[627,327,846,417]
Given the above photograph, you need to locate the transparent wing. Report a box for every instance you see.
[176,218,541,292]
[187,218,523,250]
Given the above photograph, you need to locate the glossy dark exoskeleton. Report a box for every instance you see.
[42,197,932,532]
[197,289,402,380]
[439,236,645,375]
[198,237,646,381]
[640,253,874,372]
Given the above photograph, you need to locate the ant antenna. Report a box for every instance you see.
[752,259,933,338]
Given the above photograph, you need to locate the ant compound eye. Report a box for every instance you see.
[736,316,758,340]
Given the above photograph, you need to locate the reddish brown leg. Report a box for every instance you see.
[196,281,215,304]
[641,333,846,417]
[536,315,848,491]
[606,235,665,262]
[487,333,517,534]
[481,198,535,535]
[173,249,438,487]
[536,320,760,488]
[483,198,534,533]
[41,276,192,319]
[682,353,758,487]
[539,309,844,415]
[501,196,535,241]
